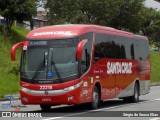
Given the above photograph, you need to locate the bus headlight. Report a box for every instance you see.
[64,81,83,91]
[21,87,30,93]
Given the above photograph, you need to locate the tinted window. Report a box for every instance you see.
[94,33,127,61]
[134,39,149,61]
[21,39,79,82]
[130,43,135,59]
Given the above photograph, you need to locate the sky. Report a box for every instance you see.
[145,0,160,10]
[37,0,160,11]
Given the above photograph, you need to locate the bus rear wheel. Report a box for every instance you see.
[90,86,100,109]
[130,83,139,103]
[40,105,51,111]
[123,83,139,103]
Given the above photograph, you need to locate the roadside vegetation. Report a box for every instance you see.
[0,26,29,98]
[150,51,160,83]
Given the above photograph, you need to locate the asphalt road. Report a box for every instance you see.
[0,86,160,120]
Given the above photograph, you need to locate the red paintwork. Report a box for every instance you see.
[26,24,135,39]
[20,79,80,90]
[20,79,82,105]
[11,24,150,106]
[20,88,81,105]
[23,40,28,46]
[11,42,23,61]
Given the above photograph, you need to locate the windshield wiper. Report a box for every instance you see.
[31,60,44,82]
[31,53,46,82]
[50,52,63,83]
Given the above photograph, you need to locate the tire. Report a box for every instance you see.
[40,105,51,111]
[90,86,100,109]
[130,83,139,103]
[123,83,139,103]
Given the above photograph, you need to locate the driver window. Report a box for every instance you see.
[80,32,93,73]
[81,47,90,73]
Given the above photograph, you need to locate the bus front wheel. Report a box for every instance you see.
[90,86,100,109]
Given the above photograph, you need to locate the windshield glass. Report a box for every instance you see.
[21,38,79,83]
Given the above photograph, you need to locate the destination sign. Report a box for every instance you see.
[28,41,47,46]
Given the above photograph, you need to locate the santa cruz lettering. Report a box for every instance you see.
[33,31,76,36]
[107,62,132,74]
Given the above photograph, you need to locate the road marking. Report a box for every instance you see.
[43,117,64,120]
[150,118,160,120]
[0,100,20,104]
[155,98,160,101]
[0,101,10,104]
[42,98,160,120]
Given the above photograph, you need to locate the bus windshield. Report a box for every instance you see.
[20,39,80,83]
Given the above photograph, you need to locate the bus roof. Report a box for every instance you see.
[26,24,145,40]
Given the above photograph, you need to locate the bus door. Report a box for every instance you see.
[94,60,116,99]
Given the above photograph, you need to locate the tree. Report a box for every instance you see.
[140,7,160,48]
[46,0,80,24]
[0,0,37,31]
[46,0,145,33]
[46,0,160,48]
[150,20,160,49]
[46,0,122,25]
[109,0,145,33]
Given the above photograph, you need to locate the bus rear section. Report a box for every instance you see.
[10,24,150,111]
[93,33,150,103]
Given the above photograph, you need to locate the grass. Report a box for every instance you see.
[0,26,29,98]
[150,51,160,83]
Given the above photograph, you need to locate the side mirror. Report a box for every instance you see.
[76,39,88,60]
[11,42,23,61]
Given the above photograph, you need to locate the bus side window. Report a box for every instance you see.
[130,44,135,59]
[94,42,107,61]
[94,33,110,62]
[109,39,126,59]
[81,48,90,73]
[134,39,149,61]
[94,34,129,61]
[79,32,93,73]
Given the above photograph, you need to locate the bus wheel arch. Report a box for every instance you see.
[123,80,140,103]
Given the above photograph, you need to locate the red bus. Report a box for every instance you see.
[11,25,150,111]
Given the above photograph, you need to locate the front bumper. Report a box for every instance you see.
[20,87,81,105]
